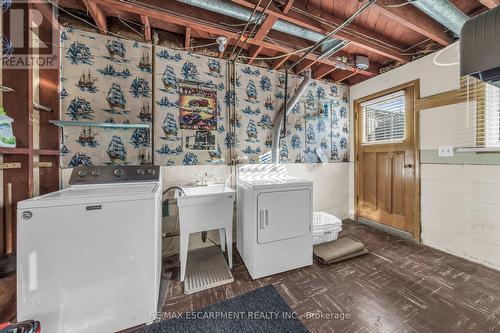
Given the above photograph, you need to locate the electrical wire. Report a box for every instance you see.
[384,0,417,8]
[117,14,144,37]
[234,0,273,60]
[229,0,263,60]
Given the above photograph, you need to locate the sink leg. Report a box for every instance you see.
[219,228,226,252]
[180,233,189,282]
[225,227,232,269]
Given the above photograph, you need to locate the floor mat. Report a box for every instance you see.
[141,285,309,333]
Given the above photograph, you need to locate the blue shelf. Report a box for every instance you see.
[49,120,150,129]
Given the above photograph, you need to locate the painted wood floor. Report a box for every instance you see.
[149,220,500,333]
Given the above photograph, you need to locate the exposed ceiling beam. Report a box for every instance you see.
[248,0,294,63]
[295,59,315,75]
[97,0,378,76]
[140,15,151,42]
[479,0,500,8]
[82,0,107,34]
[247,45,263,64]
[271,53,291,70]
[231,0,411,63]
[331,69,357,83]
[185,26,191,48]
[373,2,453,46]
[312,64,336,80]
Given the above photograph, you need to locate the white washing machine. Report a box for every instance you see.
[17,165,162,333]
[237,165,313,279]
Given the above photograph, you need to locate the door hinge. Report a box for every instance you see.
[356,195,359,204]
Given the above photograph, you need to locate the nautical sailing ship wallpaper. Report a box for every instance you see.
[60,27,349,167]
[60,27,153,167]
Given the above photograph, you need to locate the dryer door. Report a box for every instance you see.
[257,189,311,244]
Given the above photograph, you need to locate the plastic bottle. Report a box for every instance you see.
[0,107,16,148]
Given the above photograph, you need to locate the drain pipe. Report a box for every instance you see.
[410,0,469,36]
[271,69,312,163]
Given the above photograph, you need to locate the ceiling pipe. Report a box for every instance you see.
[175,0,344,54]
[410,0,469,36]
[271,69,312,163]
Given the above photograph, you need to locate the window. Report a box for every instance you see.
[484,83,500,148]
[360,90,405,144]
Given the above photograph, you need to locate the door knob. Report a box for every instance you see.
[404,164,413,169]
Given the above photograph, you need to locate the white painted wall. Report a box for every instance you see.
[350,42,500,270]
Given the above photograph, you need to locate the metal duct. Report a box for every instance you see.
[410,0,469,36]
[176,0,343,53]
[271,69,312,163]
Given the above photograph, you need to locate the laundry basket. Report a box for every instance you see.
[312,212,342,245]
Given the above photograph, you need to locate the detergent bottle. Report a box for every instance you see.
[0,107,16,148]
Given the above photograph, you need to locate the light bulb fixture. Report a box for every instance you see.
[216,36,227,52]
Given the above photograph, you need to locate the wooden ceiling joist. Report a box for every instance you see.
[140,15,151,42]
[312,64,336,80]
[184,26,191,48]
[232,0,411,63]
[247,45,263,64]
[247,0,294,63]
[295,59,315,75]
[374,2,453,46]
[331,69,357,84]
[97,0,378,77]
[82,0,107,34]
[271,53,291,70]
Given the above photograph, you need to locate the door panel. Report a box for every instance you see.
[257,189,311,244]
[356,84,417,236]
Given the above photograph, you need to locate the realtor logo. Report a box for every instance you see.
[2,0,59,69]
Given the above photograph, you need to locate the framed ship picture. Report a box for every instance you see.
[178,81,217,130]
[184,130,216,151]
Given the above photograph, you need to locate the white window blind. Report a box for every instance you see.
[484,83,500,148]
[361,90,405,144]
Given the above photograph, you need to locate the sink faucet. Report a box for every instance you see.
[163,186,186,197]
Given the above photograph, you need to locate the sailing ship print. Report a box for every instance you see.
[77,70,97,91]
[246,119,258,142]
[291,134,301,149]
[66,41,93,64]
[246,80,257,102]
[264,133,272,148]
[106,83,126,113]
[138,102,152,122]
[316,86,326,99]
[106,40,126,61]
[259,76,272,91]
[230,113,241,128]
[242,106,260,115]
[156,144,182,155]
[207,59,222,77]
[294,119,303,131]
[156,49,182,61]
[138,50,152,72]
[130,128,150,147]
[129,78,151,97]
[77,127,98,147]
[320,138,328,149]
[99,64,131,78]
[157,96,179,107]
[242,146,261,155]
[106,135,127,164]
[264,96,274,110]
[241,66,260,76]
[182,152,199,165]
[224,132,239,149]
[208,145,223,162]
[162,113,179,139]
[257,114,273,129]
[69,152,93,167]
[138,148,152,165]
[161,66,177,91]
[67,97,94,120]
[181,61,199,80]
[105,117,116,123]
[306,124,316,144]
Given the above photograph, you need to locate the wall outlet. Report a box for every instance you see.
[438,146,454,157]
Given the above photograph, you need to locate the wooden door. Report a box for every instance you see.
[355,83,419,237]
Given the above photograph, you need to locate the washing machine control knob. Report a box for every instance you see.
[136,169,145,175]
[91,169,100,177]
[147,168,156,175]
[113,168,125,177]
[78,170,87,177]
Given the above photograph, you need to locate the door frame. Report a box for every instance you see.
[353,80,421,242]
